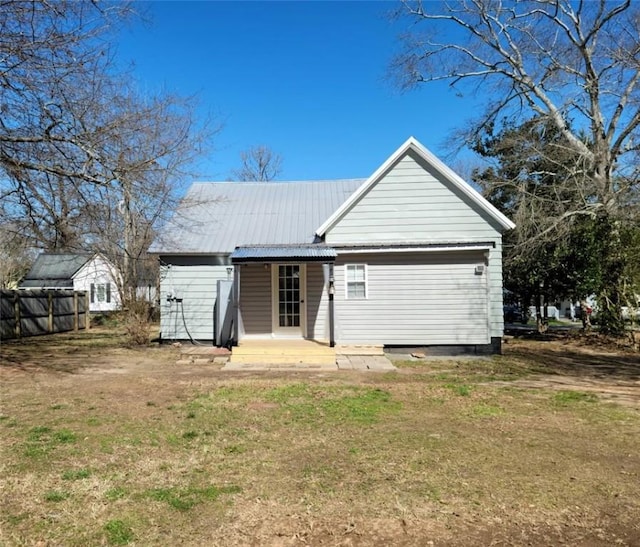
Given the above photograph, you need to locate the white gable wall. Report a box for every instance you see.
[324,150,506,343]
[324,151,504,244]
[72,255,121,313]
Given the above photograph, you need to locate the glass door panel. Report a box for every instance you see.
[278,265,300,327]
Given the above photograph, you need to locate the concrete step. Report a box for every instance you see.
[337,355,396,371]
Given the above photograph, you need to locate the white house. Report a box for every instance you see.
[149,137,515,354]
[20,253,121,313]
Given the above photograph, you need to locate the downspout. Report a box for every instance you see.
[328,262,335,348]
[233,266,240,346]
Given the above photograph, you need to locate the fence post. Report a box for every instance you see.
[85,292,90,330]
[14,292,21,338]
[73,292,79,331]
[48,292,54,333]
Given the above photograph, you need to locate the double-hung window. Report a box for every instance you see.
[345,264,367,299]
[90,283,111,303]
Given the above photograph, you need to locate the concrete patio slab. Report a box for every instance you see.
[221,354,397,372]
[338,355,396,371]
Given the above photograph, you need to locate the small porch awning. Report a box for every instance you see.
[230,245,337,264]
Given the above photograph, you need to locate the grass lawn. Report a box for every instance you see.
[1,328,639,545]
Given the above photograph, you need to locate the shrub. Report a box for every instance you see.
[123,300,151,346]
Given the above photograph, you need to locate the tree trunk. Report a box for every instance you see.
[535,293,548,334]
[596,216,626,336]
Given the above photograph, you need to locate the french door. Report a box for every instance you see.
[272,264,306,336]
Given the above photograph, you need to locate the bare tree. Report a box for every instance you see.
[232,145,283,181]
[0,1,132,183]
[0,0,129,251]
[0,1,219,313]
[393,0,640,334]
[85,84,217,304]
[0,223,35,288]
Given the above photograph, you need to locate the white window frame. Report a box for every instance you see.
[90,282,111,304]
[344,264,368,300]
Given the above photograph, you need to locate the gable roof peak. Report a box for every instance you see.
[315,136,515,236]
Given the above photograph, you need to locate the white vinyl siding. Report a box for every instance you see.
[487,241,504,338]
[324,151,503,245]
[239,264,272,336]
[161,260,329,342]
[73,255,121,313]
[159,262,230,341]
[345,264,367,299]
[305,263,328,342]
[334,252,490,345]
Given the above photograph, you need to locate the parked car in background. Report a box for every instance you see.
[503,304,527,323]
[622,306,640,321]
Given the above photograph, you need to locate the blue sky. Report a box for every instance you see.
[116,1,478,181]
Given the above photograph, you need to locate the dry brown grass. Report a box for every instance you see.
[1,329,639,546]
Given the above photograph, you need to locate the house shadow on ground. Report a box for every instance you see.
[505,331,640,381]
[0,329,128,374]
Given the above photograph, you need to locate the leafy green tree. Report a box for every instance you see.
[473,116,638,332]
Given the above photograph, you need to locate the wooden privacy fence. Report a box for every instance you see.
[0,289,90,340]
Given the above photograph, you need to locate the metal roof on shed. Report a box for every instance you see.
[230,245,337,263]
[149,179,364,255]
[22,253,90,283]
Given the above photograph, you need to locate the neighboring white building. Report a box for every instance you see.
[150,137,515,354]
[20,253,121,313]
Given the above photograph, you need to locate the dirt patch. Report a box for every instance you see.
[504,332,640,380]
[491,374,640,409]
[493,335,640,408]
[1,329,640,545]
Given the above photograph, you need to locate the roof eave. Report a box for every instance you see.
[230,244,337,263]
[70,252,100,280]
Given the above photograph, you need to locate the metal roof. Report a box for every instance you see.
[20,279,74,289]
[149,179,364,255]
[230,245,337,263]
[21,253,91,283]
